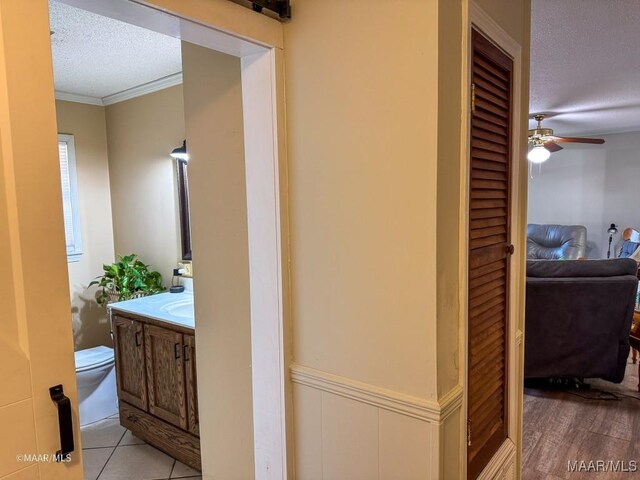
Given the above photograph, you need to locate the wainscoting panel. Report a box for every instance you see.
[293,384,323,479]
[442,408,462,480]
[322,393,380,479]
[379,409,432,479]
[292,365,463,479]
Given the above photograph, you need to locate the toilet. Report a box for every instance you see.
[74,346,118,426]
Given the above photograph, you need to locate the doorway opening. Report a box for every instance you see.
[49,0,290,477]
[522,2,640,478]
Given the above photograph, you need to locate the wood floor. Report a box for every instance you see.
[523,356,640,479]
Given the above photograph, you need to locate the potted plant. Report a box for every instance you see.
[89,254,165,307]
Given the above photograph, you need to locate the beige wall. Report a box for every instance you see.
[56,100,115,351]
[475,0,529,47]
[285,0,530,477]
[181,42,255,479]
[105,85,184,286]
[436,0,464,399]
[286,0,440,401]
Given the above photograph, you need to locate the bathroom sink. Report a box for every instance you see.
[159,300,194,319]
[109,292,195,328]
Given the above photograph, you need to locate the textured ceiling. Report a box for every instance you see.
[49,0,181,99]
[530,0,640,136]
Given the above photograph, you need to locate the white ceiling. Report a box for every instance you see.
[49,0,182,101]
[530,0,640,136]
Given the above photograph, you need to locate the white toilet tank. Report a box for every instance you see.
[75,346,118,426]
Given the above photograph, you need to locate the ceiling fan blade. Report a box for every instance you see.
[553,136,605,145]
[544,141,563,152]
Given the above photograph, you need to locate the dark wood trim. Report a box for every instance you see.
[227,0,291,19]
[120,401,201,471]
[472,29,512,71]
[176,158,192,261]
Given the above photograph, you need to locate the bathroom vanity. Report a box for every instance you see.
[108,292,200,470]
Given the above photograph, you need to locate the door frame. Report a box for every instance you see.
[460,2,525,479]
[57,1,292,478]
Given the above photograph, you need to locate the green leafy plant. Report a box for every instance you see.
[89,254,165,307]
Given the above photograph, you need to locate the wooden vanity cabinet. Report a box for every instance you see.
[111,313,200,471]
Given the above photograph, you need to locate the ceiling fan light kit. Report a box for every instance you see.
[528,141,551,163]
[527,114,605,162]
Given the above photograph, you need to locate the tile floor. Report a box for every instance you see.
[80,415,201,480]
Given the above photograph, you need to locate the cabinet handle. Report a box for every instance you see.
[174,342,181,360]
[135,331,142,347]
[183,345,190,362]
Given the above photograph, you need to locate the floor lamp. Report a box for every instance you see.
[607,223,618,259]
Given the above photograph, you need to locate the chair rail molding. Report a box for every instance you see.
[290,364,463,423]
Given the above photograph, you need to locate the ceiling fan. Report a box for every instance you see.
[527,114,605,163]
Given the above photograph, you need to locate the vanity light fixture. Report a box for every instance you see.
[170,140,189,161]
[527,139,550,164]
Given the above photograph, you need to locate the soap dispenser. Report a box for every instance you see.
[170,268,186,293]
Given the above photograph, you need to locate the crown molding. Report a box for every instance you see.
[54,91,103,106]
[102,72,183,106]
[54,72,183,107]
[291,364,463,423]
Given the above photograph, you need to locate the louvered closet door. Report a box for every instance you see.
[467,28,514,480]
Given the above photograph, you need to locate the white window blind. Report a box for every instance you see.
[58,134,82,262]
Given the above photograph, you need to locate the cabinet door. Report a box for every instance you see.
[144,324,187,429]
[113,316,147,410]
[184,334,199,436]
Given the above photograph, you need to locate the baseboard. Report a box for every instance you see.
[290,364,463,423]
[476,438,517,480]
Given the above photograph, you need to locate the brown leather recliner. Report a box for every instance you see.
[527,224,587,260]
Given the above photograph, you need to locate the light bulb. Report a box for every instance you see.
[170,140,189,161]
[527,145,550,163]
[170,152,190,161]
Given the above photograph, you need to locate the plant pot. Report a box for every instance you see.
[106,290,150,305]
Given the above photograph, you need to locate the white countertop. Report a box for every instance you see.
[108,291,195,330]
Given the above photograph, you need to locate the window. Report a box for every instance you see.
[58,134,82,262]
